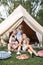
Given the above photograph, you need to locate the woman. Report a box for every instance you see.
[22,34,38,57]
[8,30,21,54]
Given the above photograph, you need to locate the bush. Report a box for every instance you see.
[3,37,9,43]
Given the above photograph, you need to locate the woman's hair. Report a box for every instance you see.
[9,31,13,38]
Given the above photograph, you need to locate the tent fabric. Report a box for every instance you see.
[2,19,39,43]
[0,5,43,36]
[20,21,39,43]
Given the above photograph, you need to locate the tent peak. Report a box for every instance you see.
[16,4,24,12]
[18,4,23,8]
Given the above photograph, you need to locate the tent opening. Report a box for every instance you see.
[18,20,39,44]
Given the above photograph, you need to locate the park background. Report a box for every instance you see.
[0,0,43,26]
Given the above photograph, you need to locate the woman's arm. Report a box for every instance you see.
[26,38,30,45]
[9,36,15,44]
[9,36,12,43]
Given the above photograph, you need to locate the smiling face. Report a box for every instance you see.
[11,37,16,42]
[23,34,27,39]
[13,29,17,35]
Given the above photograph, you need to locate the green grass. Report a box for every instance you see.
[0,46,43,65]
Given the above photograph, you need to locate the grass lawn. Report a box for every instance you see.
[0,46,43,65]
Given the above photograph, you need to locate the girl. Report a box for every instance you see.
[22,34,38,57]
[8,30,21,54]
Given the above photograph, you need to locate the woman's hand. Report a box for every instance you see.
[19,43,22,46]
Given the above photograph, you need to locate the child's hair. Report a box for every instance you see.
[9,31,13,38]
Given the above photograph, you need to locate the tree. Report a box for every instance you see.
[0,0,43,26]
[36,0,43,26]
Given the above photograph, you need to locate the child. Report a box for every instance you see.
[22,34,38,57]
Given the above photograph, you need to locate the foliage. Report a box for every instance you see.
[3,37,9,43]
[0,0,43,26]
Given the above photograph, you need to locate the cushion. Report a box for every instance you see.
[38,50,43,57]
[0,51,11,59]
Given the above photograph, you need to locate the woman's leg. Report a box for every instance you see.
[17,46,21,52]
[8,43,13,54]
[12,44,21,54]
[27,45,38,56]
[27,49,32,55]
[8,44,12,51]
[12,43,21,50]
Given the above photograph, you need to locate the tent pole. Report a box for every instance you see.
[0,36,2,46]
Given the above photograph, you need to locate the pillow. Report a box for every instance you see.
[38,50,43,57]
[0,51,11,59]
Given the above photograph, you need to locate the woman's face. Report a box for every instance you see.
[23,34,27,39]
[12,38,16,42]
[13,29,17,35]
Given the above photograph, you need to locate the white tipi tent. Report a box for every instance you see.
[0,5,43,44]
